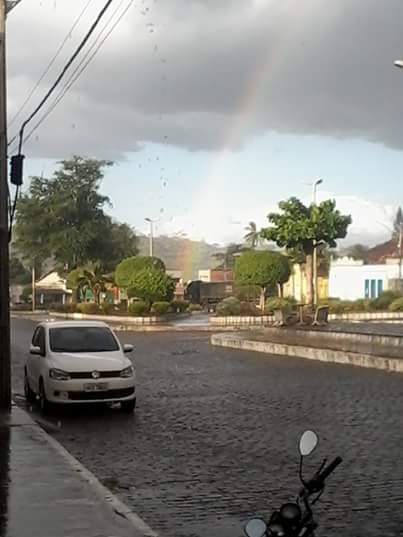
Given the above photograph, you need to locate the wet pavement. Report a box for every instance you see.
[11,318,403,537]
[0,405,143,537]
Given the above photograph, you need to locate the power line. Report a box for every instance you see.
[16,0,115,155]
[16,0,134,150]
[8,0,94,130]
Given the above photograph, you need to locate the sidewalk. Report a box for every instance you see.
[0,405,156,537]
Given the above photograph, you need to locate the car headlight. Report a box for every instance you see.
[49,368,71,381]
[120,366,134,378]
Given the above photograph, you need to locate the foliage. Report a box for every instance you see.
[9,257,31,285]
[127,268,175,305]
[244,221,262,249]
[21,285,32,303]
[389,297,403,312]
[151,301,170,315]
[342,243,370,262]
[261,197,351,305]
[370,290,403,311]
[100,302,114,315]
[212,243,245,270]
[76,302,100,315]
[234,284,261,302]
[265,297,296,314]
[171,300,189,313]
[239,301,260,316]
[74,263,113,305]
[216,297,241,316]
[115,256,166,289]
[188,303,203,312]
[234,250,291,309]
[128,301,149,316]
[14,156,138,271]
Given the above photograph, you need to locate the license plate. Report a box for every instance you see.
[83,382,108,392]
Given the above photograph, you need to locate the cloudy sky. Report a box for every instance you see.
[6,0,403,245]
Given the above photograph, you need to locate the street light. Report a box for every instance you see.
[145,217,156,257]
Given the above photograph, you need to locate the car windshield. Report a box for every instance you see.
[49,327,119,353]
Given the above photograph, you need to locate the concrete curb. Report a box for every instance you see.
[211,333,403,373]
[12,403,158,537]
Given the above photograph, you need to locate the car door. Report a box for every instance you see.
[29,326,46,393]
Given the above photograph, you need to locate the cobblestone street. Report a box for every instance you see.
[11,319,403,537]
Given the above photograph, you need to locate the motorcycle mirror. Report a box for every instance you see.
[299,430,318,457]
[244,518,267,537]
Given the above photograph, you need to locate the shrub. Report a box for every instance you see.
[76,302,100,315]
[240,301,260,316]
[128,301,149,317]
[264,297,295,314]
[370,290,402,311]
[151,301,170,315]
[389,297,403,312]
[188,303,203,312]
[100,302,114,315]
[351,299,371,312]
[216,297,241,316]
[171,300,189,313]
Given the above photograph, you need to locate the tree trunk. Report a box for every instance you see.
[259,287,266,311]
[305,254,314,308]
[277,283,284,298]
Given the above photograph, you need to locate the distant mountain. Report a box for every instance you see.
[137,235,222,280]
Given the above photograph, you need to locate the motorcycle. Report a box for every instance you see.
[244,430,342,537]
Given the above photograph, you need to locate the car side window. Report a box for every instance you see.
[32,327,45,355]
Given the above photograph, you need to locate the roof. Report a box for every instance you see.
[39,320,109,329]
[366,239,398,264]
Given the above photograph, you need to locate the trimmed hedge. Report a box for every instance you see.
[128,301,149,317]
[76,302,100,315]
[151,301,170,315]
[216,297,241,316]
[171,300,189,313]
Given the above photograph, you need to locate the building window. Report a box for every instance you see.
[377,280,383,296]
[365,279,384,299]
[365,279,370,298]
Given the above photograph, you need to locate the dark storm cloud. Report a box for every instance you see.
[6,0,403,159]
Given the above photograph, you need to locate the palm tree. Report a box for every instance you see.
[76,263,113,305]
[244,221,261,249]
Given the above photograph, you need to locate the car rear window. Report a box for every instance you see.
[49,326,119,353]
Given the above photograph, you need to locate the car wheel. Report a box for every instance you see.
[24,369,36,404]
[39,379,52,414]
[121,397,136,413]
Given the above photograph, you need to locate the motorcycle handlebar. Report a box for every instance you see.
[316,456,342,483]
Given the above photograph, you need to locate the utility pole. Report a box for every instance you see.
[31,266,35,312]
[399,223,402,289]
[0,0,11,410]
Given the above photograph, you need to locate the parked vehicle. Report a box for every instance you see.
[185,280,234,310]
[24,321,136,413]
[244,430,342,537]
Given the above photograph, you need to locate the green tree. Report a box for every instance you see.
[73,263,113,305]
[234,250,291,310]
[9,257,31,285]
[244,221,262,249]
[14,156,130,271]
[261,197,351,306]
[127,269,175,305]
[342,243,369,262]
[115,256,166,289]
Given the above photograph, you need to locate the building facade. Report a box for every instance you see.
[328,257,401,300]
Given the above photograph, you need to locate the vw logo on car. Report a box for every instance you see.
[92,370,101,379]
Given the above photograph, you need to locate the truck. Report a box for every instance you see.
[184,280,234,310]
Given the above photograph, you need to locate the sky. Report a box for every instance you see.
[6,0,403,246]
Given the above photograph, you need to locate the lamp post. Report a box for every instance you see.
[312,179,323,307]
[145,218,155,257]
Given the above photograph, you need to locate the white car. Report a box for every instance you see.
[24,321,136,413]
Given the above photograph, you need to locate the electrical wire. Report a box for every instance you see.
[15,0,134,150]
[16,0,115,155]
[8,0,95,131]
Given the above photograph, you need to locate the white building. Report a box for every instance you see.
[329,257,401,300]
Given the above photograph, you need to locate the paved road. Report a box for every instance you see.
[11,318,403,537]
